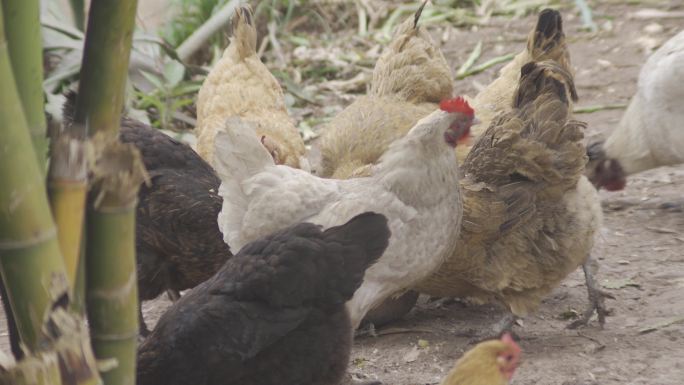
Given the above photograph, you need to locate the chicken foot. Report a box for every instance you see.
[567,255,614,329]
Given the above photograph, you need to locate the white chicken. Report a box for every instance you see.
[587,30,684,190]
[213,97,476,329]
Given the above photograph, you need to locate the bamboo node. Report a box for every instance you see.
[47,132,87,182]
[0,228,57,250]
[87,132,148,209]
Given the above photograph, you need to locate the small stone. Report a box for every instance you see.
[643,23,664,35]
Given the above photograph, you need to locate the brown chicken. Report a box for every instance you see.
[195,5,307,169]
[415,61,610,330]
[137,212,390,385]
[62,93,231,336]
[317,0,453,179]
[440,333,522,385]
[456,8,572,163]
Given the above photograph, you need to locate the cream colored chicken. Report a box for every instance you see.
[195,5,307,169]
[415,61,609,330]
[317,1,453,179]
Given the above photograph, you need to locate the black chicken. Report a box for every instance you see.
[136,212,390,385]
[62,93,231,335]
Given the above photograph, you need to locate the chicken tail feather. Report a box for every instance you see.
[231,5,257,60]
[514,61,578,108]
[414,0,428,28]
[528,9,571,70]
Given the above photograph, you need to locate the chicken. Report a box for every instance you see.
[136,212,390,385]
[415,61,609,330]
[440,332,522,385]
[587,30,684,192]
[213,96,475,329]
[195,5,307,169]
[456,8,572,163]
[62,93,231,336]
[319,9,569,179]
[317,0,453,179]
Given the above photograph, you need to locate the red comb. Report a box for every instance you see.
[501,332,521,354]
[439,97,474,116]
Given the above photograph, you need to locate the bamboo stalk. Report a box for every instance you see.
[47,120,88,303]
[74,2,143,384]
[73,0,138,136]
[0,4,67,352]
[2,0,48,171]
[0,8,101,385]
[86,135,146,385]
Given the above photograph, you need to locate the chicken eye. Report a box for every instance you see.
[505,354,513,362]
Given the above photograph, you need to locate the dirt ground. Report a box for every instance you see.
[2,1,683,384]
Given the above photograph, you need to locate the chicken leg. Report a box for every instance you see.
[568,254,614,329]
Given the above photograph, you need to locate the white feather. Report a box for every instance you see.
[215,108,465,328]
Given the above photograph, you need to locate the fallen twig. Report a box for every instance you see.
[456,41,483,78]
[456,53,515,80]
[573,103,628,114]
[639,316,684,334]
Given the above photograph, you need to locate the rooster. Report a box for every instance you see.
[587,30,684,193]
[415,61,610,330]
[440,333,522,385]
[213,96,475,329]
[137,212,390,385]
[317,0,453,179]
[195,5,307,169]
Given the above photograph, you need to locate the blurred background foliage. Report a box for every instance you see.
[43,0,565,142]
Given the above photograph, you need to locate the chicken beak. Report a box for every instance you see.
[471,117,481,126]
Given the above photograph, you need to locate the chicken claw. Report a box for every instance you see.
[568,255,614,329]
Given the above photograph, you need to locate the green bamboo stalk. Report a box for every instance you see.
[0,8,101,385]
[73,0,138,136]
[2,0,48,171]
[86,135,145,385]
[75,2,142,385]
[69,0,86,31]
[0,4,67,352]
